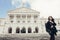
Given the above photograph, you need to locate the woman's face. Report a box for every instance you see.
[49,16,53,21]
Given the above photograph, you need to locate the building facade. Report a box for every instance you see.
[0,7,60,35]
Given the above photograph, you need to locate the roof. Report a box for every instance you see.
[8,7,40,13]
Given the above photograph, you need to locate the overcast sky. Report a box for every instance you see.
[0,0,60,18]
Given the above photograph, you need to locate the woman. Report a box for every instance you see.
[45,16,58,40]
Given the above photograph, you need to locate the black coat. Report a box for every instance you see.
[45,21,57,35]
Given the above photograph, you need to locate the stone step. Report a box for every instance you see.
[0,34,60,40]
[0,36,59,40]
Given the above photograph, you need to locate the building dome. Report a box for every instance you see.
[20,1,31,8]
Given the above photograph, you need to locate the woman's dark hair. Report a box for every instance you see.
[48,16,55,22]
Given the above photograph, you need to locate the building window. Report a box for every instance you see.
[27,15,31,18]
[11,21,13,23]
[21,27,26,33]
[9,15,14,19]
[23,21,25,23]
[8,27,12,33]
[17,21,20,23]
[16,15,20,19]
[16,27,20,33]
[34,20,36,23]
[28,27,32,33]
[34,15,38,19]
[58,21,60,25]
[35,27,39,33]
[22,15,26,18]
[28,21,30,23]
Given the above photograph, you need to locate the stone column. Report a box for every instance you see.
[14,14,16,23]
[12,14,16,34]
[26,27,28,33]
[12,27,15,34]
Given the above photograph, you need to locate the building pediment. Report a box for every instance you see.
[8,7,40,13]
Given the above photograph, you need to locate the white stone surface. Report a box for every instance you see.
[0,7,60,35]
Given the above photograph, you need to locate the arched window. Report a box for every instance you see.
[9,15,14,19]
[35,27,39,33]
[16,27,20,33]
[21,27,26,33]
[28,27,32,33]
[8,27,12,33]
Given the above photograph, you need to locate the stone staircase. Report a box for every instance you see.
[0,34,60,40]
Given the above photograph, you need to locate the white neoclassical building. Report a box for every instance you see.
[0,7,60,35]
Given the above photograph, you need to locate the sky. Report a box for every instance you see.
[0,0,14,18]
[0,0,60,18]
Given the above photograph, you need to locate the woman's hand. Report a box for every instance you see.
[50,20,53,23]
[51,25,53,28]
